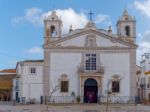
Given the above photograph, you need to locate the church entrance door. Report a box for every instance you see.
[84,78,98,103]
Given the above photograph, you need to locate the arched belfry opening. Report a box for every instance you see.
[84,78,98,103]
[125,25,130,36]
[50,25,57,37]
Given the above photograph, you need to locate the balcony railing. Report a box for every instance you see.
[78,66,104,74]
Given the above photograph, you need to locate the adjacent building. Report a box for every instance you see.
[140,53,150,102]
[0,69,16,101]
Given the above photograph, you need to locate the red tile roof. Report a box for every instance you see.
[0,69,16,73]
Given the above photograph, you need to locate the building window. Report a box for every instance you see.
[147,77,150,88]
[125,26,130,36]
[140,77,146,88]
[60,81,68,92]
[112,81,120,93]
[30,67,36,74]
[85,54,96,70]
[15,80,19,91]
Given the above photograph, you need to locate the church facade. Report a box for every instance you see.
[15,10,137,103]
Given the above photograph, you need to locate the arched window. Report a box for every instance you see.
[125,26,130,36]
[50,25,56,37]
[147,77,150,88]
[111,74,120,93]
[59,74,69,93]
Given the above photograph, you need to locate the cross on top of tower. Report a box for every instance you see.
[88,11,94,21]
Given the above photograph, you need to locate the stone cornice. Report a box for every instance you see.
[44,46,137,51]
[79,73,103,77]
[44,47,136,55]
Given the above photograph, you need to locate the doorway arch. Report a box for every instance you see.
[84,78,98,103]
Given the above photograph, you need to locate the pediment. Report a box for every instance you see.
[49,29,137,48]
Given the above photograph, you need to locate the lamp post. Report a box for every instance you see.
[105,80,111,112]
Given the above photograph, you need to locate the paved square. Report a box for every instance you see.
[0,104,150,112]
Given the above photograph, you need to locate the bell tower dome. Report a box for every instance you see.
[44,10,62,44]
[116,10,136,43]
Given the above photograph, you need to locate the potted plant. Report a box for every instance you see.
[76,96,81,103]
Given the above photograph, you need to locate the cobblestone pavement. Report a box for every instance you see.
[0,104,150,112]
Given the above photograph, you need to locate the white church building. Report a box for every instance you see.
[14,9,137,103]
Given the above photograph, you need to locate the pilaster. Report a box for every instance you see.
[130,49,137,96]
[43,50,50,97]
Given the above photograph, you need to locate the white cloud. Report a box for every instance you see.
[137,42,150,64]
[12,7,43,26]
[137,33,142,39]
[11,8,111,33]
[95,14,111,26]
[25,8,43,26]
[142,30,150,42]
[25,46,43,54]
[136,30,150,64]
[12,8,88,32]
[44,8,88,33]
[11,17,25,26]
[134,0,150,18]
[134,0,150,64]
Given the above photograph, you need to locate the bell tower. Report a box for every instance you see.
[43,10,63,98]
[44,10,62,45]
[116,10,136,43]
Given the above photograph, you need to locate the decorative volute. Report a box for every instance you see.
[47,10,59,20]
[119,9,134,21]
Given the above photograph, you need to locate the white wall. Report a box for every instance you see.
[62,35,86,47]
[50,52,131,97]
[18,63,43,102]
[50,53,82,96]
[100,53,130,96]
[61,34,128,48]
[96,36,127,47]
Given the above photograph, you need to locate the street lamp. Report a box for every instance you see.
[106,79,112,112]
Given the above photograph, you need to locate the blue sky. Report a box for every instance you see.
[0,0,150,69]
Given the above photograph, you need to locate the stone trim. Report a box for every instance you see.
[130,50,137,96]
[44,47,136,53]
[59,74,69,93]
[80,34,100,70]
[79,76,102,100]
[85,34,97,47]
[43,50,50,97]
[23,63,43,66]
[44,29,137,48]
[111,74,121,95]
[46,46,137,49]
[79,73,103,77]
